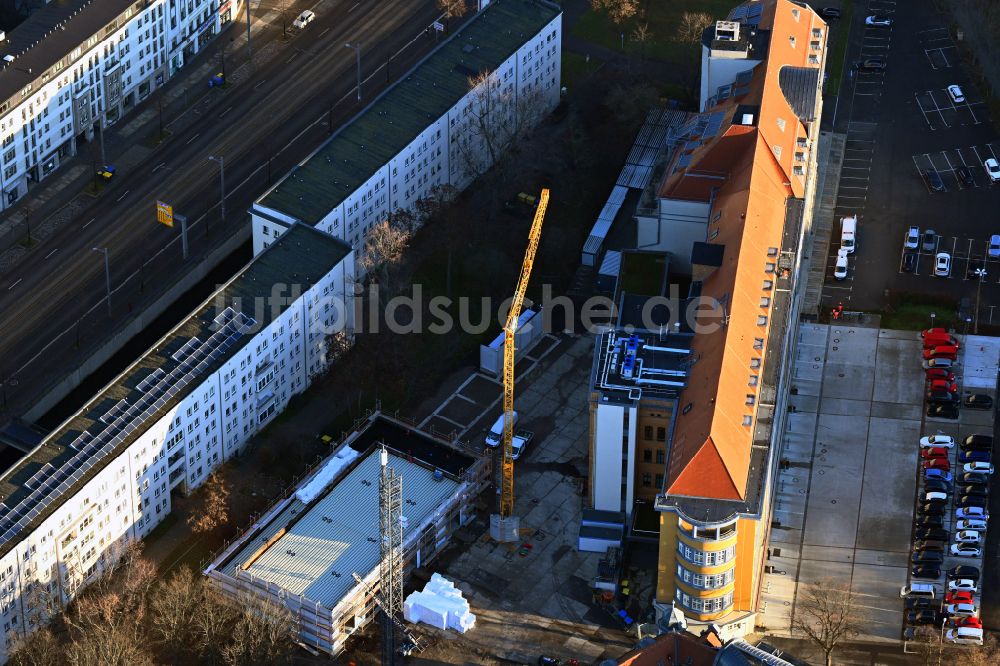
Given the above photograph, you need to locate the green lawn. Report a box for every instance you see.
[562,51,596,90]
[572,1,736,63]
[824,0,854,96]
[880,302,955,331]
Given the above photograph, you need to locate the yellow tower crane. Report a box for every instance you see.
[491,188,549,542]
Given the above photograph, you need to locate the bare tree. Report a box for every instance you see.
[437,0,467,32]
[194,584,239,666]
[221,593,295,666]
[187,472,231,535]
[629,22,653,66]
[964,634,1000,665]
[604,82,659,128]
[7,627,64,666]
[455,69,546,216]
[590,0,638,26]
[150,568,202,663]
[675,11,714,45]
[360,217,412,293]
[791,580,866,666]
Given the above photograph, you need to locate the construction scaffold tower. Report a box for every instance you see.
[378,446,404,664]
[490,188,550,542]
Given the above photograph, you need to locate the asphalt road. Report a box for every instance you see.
[0,0,450,418]
[820,0,1000,317]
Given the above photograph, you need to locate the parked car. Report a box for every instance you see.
[927,403,959,419]
[819,8,841,19]
[921,447,950,460]
[956,506,989,520]
[958,473,989,488]
[959,450,991,464]
[945,590,974,605]
[915,527,950,541]
[926,171,946,192]
[902,252,917,273]
[923,334,959,349]
[957,166,976,186]
[866,15,893,26]
[920,435,955,448]
[955,518,987,531]
[948,84,966,103]
[950,544,982,558]
[948,578,978,592]
[960,439,993,453]
[963,461,994,474]
[958,485,988,498]
[925,468,953,482]
[924,479,951,493]
[906,597,936,610]
[955,497,988,510]
[935,252,952,276]
[965,394,993,410]
[923,357,954,371]
[857,58,886,71]
[944,603,979,618]
[922,327,947,338]
[923,456,952,471]
[989,235,1000,258]
[915,514,945,528]
[923,491,949,503]
[955,616,983,629]
[919,503,946,517]
[922,231,939,252]
[913,549,945,564]
[929,391,960,405]
[905,226,920,250]
[986,157,1000,182]
[955,530,982,544]
[923,345,958,360]
[925,369,956,382]
[948,565,980,581]
[927,380,958,394]
[912,566,941,580]
[834,248,849,280]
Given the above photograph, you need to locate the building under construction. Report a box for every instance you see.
[204,412,490,656]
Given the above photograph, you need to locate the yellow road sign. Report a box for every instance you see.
[156,200,174,227]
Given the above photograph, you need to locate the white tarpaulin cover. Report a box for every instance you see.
[294,447,359,504]
[403,573,476,633]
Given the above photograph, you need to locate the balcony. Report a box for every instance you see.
[167,450,185,469]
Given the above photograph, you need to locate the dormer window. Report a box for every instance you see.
[789,36,796,47]
[792,9,800,21]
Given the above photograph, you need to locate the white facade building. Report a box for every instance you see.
[250,0,562,256]
[0,223,351,661]
[0,0,240,210]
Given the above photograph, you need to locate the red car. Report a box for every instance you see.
[923,345,958,360]
[945,590,974,605]
[922,328,947,338]
[925,368,956,382]
[928,379,958,393]
[924,334,959,349]
[923,458,951,471]
[955,616,982,629]
[921,447,950,459]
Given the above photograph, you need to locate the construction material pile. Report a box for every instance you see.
[403,573,476,633]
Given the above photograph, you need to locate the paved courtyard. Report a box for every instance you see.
[759,323,997,658]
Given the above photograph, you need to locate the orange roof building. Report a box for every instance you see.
[583,0,828,637]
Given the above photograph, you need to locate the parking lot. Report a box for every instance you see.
[759,323,997,653]
[820,0,1000,313]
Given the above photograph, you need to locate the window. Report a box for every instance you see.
[750,358,761,369]
[644,425,653,440]
[746,394,755,406]
[643,449,652,463]
[760,297,771,308]
[655,473,664,487]
[762,280,773,290]
[773,145,782,160]
[757,315,768,326]
[642,473,651,487]
[753,337,765,350]
[749,375,759,387]
[656,427,666,442]
[742,415,753,426]
[788,35,796,47]
[776,117,786,131]
[656,449,664,465]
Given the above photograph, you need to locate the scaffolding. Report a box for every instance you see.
[378,446,404,664]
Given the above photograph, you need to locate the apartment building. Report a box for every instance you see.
[206,412,490,657]
[0,223,352,661]
[0,0,238,210]
[250,0,562,256]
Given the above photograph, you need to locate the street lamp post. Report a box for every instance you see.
[92,247,111,317]
[345,42,361,102]
[208,155,226,233]
[974,267,986,334]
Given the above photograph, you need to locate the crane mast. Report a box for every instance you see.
[492,189,549,540]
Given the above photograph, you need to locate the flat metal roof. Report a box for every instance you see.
[233,449,460,607]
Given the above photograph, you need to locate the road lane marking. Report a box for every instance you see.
[254,79,267,89]
[83,218,95,229]
[152,163,166,173]
[186,132,200,145]
[350,2,359,11]
[116,191,129,202]
[44,248,58,260]
[219,106,233,118]
[8,278,21,290]
[319,27,330,37]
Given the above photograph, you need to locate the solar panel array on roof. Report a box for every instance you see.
[616,108,686,190]
[728,2,764,25]
[703,111,725,138]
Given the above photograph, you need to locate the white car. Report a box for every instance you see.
[949,578,978,593]
[950,543,982,558]
[985,158,1000,182]
[904,226,920,250]
[945,602,979,618]
[866,15,893,26]
[935,252,951,277]
[963,462,994,475]
[292,9,315,28]
[920,435,955,448]
[956,518,987,531]
[834,248,849,280]
[955,530,982,544]
[511,434,529,461]
[956,506,989,520]
[948,85,966,103]
[924,491,949,502]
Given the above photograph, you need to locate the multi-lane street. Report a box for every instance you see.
[0,0,450,419]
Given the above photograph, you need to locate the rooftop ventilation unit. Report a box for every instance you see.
[715,20,740,42]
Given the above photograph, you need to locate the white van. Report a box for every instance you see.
[841,215,857,254]
[946,627,983,645]
[485,411,518,447]
[900,583,935,598]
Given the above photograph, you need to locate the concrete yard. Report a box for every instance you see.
[759,322,996,662]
